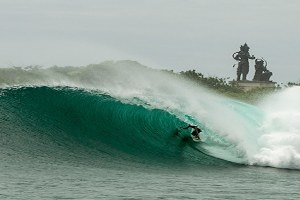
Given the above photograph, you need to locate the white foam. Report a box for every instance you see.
[250,87,300,169]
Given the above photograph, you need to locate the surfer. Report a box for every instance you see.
[182,124,201,140]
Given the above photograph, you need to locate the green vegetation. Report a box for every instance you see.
[287,82,300,86]
[165,69,282,104]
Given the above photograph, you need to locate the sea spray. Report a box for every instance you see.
[251,86,300,169]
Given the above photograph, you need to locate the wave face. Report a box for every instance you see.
[0,61,299,169]
[0,86,231,168]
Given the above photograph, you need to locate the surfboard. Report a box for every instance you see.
[191,134,201,142]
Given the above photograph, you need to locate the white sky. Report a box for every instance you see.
[0,0,299,83]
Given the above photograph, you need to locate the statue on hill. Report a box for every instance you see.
[253,58,273,81]
[232,43,255,81]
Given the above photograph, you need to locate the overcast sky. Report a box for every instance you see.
[0,0,299,83]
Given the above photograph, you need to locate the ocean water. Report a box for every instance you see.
[0,61,300,199]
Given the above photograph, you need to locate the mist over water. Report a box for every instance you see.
[0,60,299,170]
[252,87,300,169]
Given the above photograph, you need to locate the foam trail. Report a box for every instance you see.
[251,87,300,169]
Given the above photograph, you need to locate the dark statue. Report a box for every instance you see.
[232,43,255,81]
[253,58,272,81]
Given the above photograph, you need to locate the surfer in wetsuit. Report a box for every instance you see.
[182,124,201,140]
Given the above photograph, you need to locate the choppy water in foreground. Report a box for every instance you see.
[2,160,300,199]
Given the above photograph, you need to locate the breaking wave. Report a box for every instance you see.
[0,61,299,169]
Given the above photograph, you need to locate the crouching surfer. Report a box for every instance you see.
[182,124,202,140]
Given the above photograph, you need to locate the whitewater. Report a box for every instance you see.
[1,60,300,199]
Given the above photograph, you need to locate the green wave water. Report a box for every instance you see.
[0,86,236,169]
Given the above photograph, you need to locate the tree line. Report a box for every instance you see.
[163,69,299,104]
